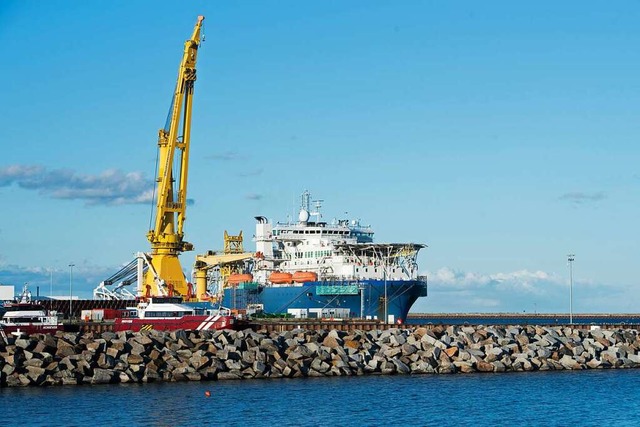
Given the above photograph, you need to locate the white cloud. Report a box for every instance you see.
[0,262,124,298]
[428,267,560,295]
[414,266,634,313]
[0,164,154,206]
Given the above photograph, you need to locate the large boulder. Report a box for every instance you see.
[91,368,115,384]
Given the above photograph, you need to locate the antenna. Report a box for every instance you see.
[312,199,324,220]
[301,190,311,211]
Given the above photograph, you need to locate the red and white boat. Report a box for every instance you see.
[113,296,236,332]
[0,286,64,337]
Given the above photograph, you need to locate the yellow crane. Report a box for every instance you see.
[144,15,205,298]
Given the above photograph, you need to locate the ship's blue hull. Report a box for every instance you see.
[222,279,428,323]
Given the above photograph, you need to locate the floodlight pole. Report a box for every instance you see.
[68,263,75,319]
[567,254,575,324]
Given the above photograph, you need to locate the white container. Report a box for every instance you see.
[287,308,308,319]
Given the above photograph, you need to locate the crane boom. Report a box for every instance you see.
[144,15,205,298]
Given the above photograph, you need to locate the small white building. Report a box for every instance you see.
[0,285,15,301]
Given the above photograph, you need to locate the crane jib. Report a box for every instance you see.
[144,16,205,299]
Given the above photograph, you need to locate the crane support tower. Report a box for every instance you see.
[144,15,205,298]
[194,231,254,301]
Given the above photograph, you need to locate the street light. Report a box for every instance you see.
[68,263,75,319]
[383,247,390,324]
[383,267,388,324]
[567,254,575,324]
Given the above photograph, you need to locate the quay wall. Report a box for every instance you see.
[2,325,640,387]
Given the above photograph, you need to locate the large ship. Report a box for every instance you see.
[215,191,428,323]
[86,18,426,325]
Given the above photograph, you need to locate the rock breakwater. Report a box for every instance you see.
[2,325,640,387]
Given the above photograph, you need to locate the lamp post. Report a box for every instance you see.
[567,254,575,324]
[383,267,388,324]
[68,263,75,319]
[50,267,53,297]
[383,247,389,324]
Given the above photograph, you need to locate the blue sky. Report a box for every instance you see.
[1,1,638,312]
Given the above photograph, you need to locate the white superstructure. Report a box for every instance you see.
[253,191,424,286]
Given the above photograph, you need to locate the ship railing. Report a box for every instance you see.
[320,276,363,285]
[214,306,232,317]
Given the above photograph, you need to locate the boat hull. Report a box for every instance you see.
[223,279,428,323]
[113,314,235,332]
[1,324,64,336]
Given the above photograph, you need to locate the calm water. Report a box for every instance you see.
[1,369,639,426]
